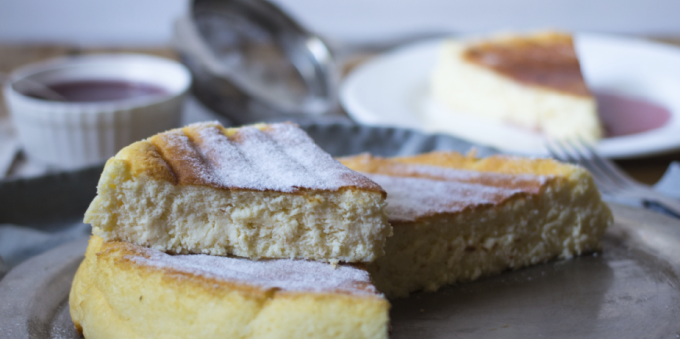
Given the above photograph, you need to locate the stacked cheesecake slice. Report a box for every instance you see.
[70,122,612,338]
[84,122,391,263]
[71,122,392,339]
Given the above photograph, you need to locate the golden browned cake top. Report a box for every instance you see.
[462,32,590,97]
[102,238,380,297]
[117,122,384,195]
[339,153,546,192]
[340,153,556,223]
[389,151,576,177]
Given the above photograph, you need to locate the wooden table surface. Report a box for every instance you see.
[0,40,678,185]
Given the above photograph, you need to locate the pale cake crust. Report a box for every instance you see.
[70,236,389,339]
[340,152,613,298]
[430,31,603,141]
[85,122,390,263]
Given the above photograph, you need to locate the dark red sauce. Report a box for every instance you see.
[23,80,169,102]
[596,92,672,138]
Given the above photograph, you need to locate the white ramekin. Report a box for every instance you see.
[3,54,191,169]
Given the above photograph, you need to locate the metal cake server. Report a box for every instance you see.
[174,0,448,124]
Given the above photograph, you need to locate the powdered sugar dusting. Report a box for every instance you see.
[367,174,529,222]
[373,161,548,194]
[177,122,380,193]
[265,124,378,189]
[128,246,378,296]
[153,130,216,185]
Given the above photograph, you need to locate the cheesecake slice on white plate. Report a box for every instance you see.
[431,31,603,142]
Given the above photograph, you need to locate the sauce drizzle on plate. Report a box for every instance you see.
[597,92,671,138]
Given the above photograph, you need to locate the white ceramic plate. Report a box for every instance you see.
[340,33,680,159]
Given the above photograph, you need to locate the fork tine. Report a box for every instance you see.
[546,138,589,173]
[549,138,620,194]
[545,140,601,186]
[560,139,606,183]
[545,139,576,163]
[560,139,589,166]
[544,139,566,161]
[563,138,624,192]
[559,139,603,174]
[575,137,639,188]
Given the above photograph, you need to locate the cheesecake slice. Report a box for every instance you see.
[84,122,390,263]
[431,31,602,142]
[70,236,389,339]
[340,152,612,298]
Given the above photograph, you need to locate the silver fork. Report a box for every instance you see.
[546,138,680,218]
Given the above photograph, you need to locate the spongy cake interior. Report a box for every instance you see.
[85,122,390,263]
[341,152,612,298]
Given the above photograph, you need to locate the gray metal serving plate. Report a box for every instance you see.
[2,204,680,338]
[1,124,679,338]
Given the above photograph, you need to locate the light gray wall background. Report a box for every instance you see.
[0,0,679,46]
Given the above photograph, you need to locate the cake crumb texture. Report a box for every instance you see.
[341,152,613,298]
[84,122,390,263]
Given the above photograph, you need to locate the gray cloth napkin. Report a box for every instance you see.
[0,222,90,269]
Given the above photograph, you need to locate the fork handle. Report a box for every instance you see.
[644,200,680,219]
[639,191,680,219]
